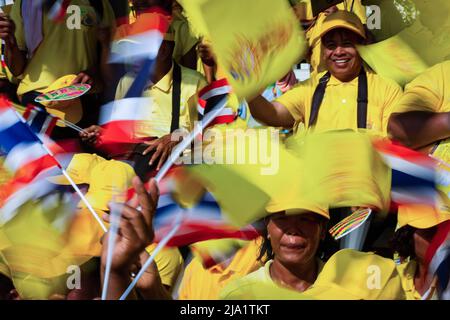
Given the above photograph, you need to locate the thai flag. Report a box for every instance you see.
[125,169,260,247]
[425,220,450,300]
[22,104,59,136]
[374,140,437,206]
[0,98,62,224]
[109,9,170,64]
[153,192,260,247]
[197,79,236,128]
[47,0,71,22]
[97,97,151,155]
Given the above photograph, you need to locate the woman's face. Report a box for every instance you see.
[267,212,325,267]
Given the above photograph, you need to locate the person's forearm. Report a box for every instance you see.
[388,111,450,149]
[135,263,173,300]
[248,95,294,128]
[5,39,26,76]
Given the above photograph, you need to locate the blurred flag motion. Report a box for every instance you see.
[358,0,450,86]
[179,0,307,98]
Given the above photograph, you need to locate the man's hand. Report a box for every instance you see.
[198,41,216,67]
[71,71,94,85]
[142,134,182,170]
[80,125,102,145]
[0,13,16,46]
[101,177,158,273]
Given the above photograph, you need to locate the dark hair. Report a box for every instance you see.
[389,225,416,260]
[257,215,338,263]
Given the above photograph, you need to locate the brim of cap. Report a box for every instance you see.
[320,23,366,40]
[266,201,330,220]
[398,204,450,229]
[46,174,73,185]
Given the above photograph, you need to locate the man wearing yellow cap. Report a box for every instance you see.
[390,201,450,300]
[247,10,402,138]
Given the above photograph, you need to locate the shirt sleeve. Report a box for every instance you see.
[380,79,404,135]
[9,0,26,51]
[273,83,308,123]
[392,63,444,114]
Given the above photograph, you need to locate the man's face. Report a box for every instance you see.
[322,29,363,81]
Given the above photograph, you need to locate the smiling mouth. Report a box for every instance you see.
[332,58,351,65]
[281,243,306,250]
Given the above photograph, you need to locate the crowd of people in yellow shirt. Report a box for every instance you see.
[0,0,449,301]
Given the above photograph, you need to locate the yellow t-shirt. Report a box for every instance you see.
[146,244,183,291]
[10,0,115,96]
[115,64,207,138]
[396,260,438,300]
[177,238,263,300]
[219,258,324,299]
[275,70,403,136]
[171,17,199,65]
[392,61,450,114]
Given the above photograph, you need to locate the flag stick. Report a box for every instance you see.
[15,111,107,231]
[155,97,228,183]
[120,97,228,299]
[101,202,122,300]
[119,208,184,300]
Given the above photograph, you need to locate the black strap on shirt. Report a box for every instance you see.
[170,63,182,133]
[308,68,368,129]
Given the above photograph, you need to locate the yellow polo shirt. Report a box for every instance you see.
[177,238,263,300]
[10,0,115,96]
[220,258,324,299]
[146,244,184,291]
[275,70,403,136]
[396,260,438,300]
[115,64,207,138]
[392,61,450,114]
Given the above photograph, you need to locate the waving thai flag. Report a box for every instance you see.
[0,97,63,224]
[425,221,450,300]
[197,79,236,128]
[109,9,170,64]
[22,104,59,136]
[47,0,71,22]
[374,140,438,206]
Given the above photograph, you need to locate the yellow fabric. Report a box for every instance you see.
[178,238,263,300]
[397,201,450,229]
[393,61,450,114]
[275,70,403,137]
[396,260,421,300]
[220,258,324,300]
[319,10,366,40]
[47,153,106,185]
[115,64,207,138]
[145,244,183,290]
[187,128,305,226]
[289,131,391,211]
[83,160,135,211]
[172,16,199,64]
[180,0,307,99]
[299,1,366,22]
[0,252,11,278]
[305,249,406,299]
[10,0,115,96]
